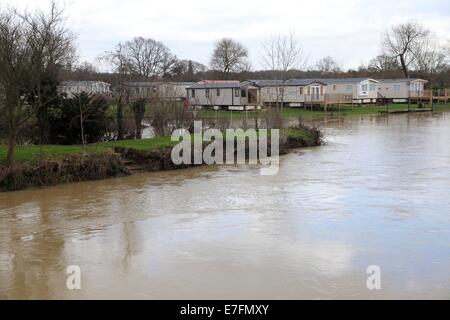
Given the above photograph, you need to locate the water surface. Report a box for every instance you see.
[1,112,449,299]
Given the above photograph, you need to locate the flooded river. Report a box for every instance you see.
[1,112,449,299]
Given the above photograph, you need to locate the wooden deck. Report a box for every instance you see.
[263,88,449,110]
[411,89,450,104]
[300,93,355,111]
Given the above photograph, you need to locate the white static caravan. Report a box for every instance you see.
[125,82,160,100]
[158,82,194,101]
[249,79,327,107]
[58,81,112,98]
[124,82,194,101]
[186,81,260,110]
[319,78,379,103]
[377,78,428,102]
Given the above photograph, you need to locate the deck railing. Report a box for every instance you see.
[324,93,353,104]
[410,89,449,103]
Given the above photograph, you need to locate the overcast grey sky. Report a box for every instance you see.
[6,0,450,71]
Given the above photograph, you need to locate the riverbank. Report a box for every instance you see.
[0,126,321,192]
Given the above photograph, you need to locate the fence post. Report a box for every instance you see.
[338,94,341,112]
[431,90,434,110]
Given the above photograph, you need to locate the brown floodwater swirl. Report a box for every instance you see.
[1,112,449,299]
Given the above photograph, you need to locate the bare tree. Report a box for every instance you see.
[0,2,75,165]
[261,32,306,110]
[122,37,176,80]
[25,2,76,145]
[171,59,206,80]
[412,37,447,74]
[99,43,130,140]
[210,38,249,80]
[382,21,430,78]
[314,56,341,74]
[103,37,176,140]
[367,54,399,73]
[75,61,98,74]
[446,41,450,61]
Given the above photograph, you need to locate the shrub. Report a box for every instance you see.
[47,93,112,145]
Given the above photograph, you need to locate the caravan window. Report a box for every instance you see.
[235,89,240,97]
[241,89,247,97]
[206,89,210,98]
[361,84,368,92]
[191,89,195,98]
[217,89,220,96]
[369,84,376,91]
[299,87,304,95]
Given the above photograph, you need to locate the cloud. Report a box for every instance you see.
[5,0,450,70]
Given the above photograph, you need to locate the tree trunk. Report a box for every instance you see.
[80,113,86,146]
[399,54,409,78]
[6,133,16,166]
[117,99,124,140]
[135,121,142,139]
[134,109,143,139]
[133,100,145,139]
[79,100,86,146]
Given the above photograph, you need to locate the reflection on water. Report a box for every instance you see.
[1,112,450,299]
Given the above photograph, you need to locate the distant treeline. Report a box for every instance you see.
[60,68,450,89]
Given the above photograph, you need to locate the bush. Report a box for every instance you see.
[47,92,112,145]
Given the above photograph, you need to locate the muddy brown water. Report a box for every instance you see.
[1,112,450,299]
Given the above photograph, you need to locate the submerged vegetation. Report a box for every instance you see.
[198,103,450,119]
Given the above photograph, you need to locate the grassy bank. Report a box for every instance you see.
[198,103,450,119]
[0,126,320,191]
[0,136,178,164]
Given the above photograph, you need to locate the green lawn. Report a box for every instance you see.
[0,136,178,164]
[198,103,450,119]
[0,127,317,164]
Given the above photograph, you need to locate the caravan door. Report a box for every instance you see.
[311,86,320,101]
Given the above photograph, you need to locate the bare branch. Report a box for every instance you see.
[382,20,430,77]
[210,38,249,79]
